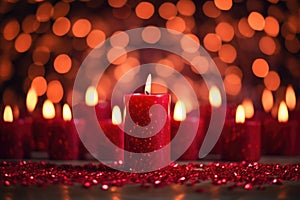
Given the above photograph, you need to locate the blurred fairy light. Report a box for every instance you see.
[0,0,299,107]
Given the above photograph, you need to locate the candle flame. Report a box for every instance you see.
[13,106,20,119]
[278,101,288,123]
[235,105,245,124]
[63,103,72,121]
[85,86,98,106]
[242,98,254,119]
[173,100,186,121]
[26,87,38,112]
[112,105,122,125]
[42,100,55,119]
[209,86,222,108]
[3,105,13,122]
[285,85,296,111]
[144,74,151,95]
[262,89,273,112]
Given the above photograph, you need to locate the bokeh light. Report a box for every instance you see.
[52,17,71,36]
[46,80,64,103]
[252,58,269,78]
[87,29,106,48]
[159,2,177,20]
[14,33,32,53]
[31,76,47,96]
[218,44,237,63]
[176,0,196,16]
[215,22,234,42]
[202,1,221,18]
[203,33,222,52]
[248,12,265,31]
[259,36,276,55]
[264,71,280,91]
[166,16,186,33]
[214,0,233,11]
[3,19,20,41]
[72,18,92,38]
[54,54,72,74]
[135,2,155,20]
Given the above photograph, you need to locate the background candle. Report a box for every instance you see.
[171,101,205,160]
[0,106,24,159]
[222,105,261,162]
[262,101,299,156]
[48,104,79,160]
[99,105,124,163]
[31,100,55,157]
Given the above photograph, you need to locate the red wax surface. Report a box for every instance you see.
[48,119,79,160]
[95,101,111,121]
[0,120,23,159]
[124,93,170,167]
[99,120,124,162]
[20,118,33,158]
[171,117,205,160]
[262,116,299,156]
[221,120,261,162]
[31,116,53,152]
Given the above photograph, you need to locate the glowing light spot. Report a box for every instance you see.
[110,31,129,48]
[3,105,13,122]
[262,89,273,112]
[215,22,234,42]
[173,100,186,121]
[259,36,276,55]
[191,56,209,74]
[72,19,92,38]
[46,80,64,103]
[264,71,280,91]
[235,105,245,124]
[112,106,122,125]
[15,33,32,53]
[214,0,233,11]
[31,76,47,96]
[0,59,13,81]
[248,12,265,31]
[42,100,55,119]
[278,101,288,123]
[285,85,296,111]
[176,0,196,16]
[63,104,72,121]
[203,33,222,52]
[26,88,38,113]
[238,18,255,38]
[32,46,50,65]
[107,47,127,65]
[202,1,220,18]
[3,19,20,41]
[218,44,237,63]
[225,65,243,78]
[142,26,161,44]
[252,58,269,78]
[36,2,54,22]
[22,15,40,33]
[85,86,98,106]
[209,86,222,108]
[54,54,72,74]
[108,0,127,8]
[166,16,186,33]
[87,29,106,48]
[53,1,70,19]
[135,2,155,19]
[159,2,177,20]
[242,99,254,119]
[264,16,279,37]
[52,17,71,36]
[224,74,241,96]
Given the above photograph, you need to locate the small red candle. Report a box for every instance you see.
[262,101,299,156]
[222,105,261,162]
[99,105,124,163]
[171,101,205,160]
[0,106,24,159]
[48,104,79,160]
[124,74,171,170]
[31,100,55,157]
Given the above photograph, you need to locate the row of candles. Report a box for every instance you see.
[0,75,299,162]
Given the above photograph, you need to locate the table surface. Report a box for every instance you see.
[1,156,299,200]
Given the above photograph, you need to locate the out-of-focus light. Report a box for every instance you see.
[42,100,55,119]
[215,22,234,42]
[3,19,20,41]
[218,44,237,63]
[259,36,276,55]
[209,86,222,108]
[285,85,296,111]
[36,2,54,22]
[176,0,196,16]
[54,54,72,74]
[235,105,245,123]
[46,80,64,103]
[248,12,265,31]
[202,1,220,18]
[166,16,186,33]
[238,17,255,38]
[173,100,186,121]
[252,58,269,78]
[278,101,288,123]
[264,71,280,91]
[108,0,127,8]
[87,29,106,48]
[264,16,279,37]
[15,33,32,53]
[52,17,71,36]
[31,76,47,96]
[72,18,92,38]
[203,33,222,52]
[214,0,233,11]
[242,99,255,119]
[262,89,273,113]
[142,26,161,44]
[159,2,177,20]
[135,1,154,19]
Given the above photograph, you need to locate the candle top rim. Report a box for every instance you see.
[125,93,169,97]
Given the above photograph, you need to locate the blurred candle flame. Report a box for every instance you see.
[13,106,20,119]
[26,87,38,112]
[145,74,152,95]
[278,101,288,123]
[3,105,13,122]
[209,86,222,108]
[42,100,55,119]
[63,103,72,121]
[285,85,296,111]
[85,86,98,106]
[242,99,254,119]
[262,89,273,113]
[235,105,245,124]
[112,105,122,125]
[173,100,186,121]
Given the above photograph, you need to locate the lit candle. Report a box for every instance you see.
[31,99,55,158]
[48,104,79,160]
[171,100,205,160]
[99,105,124,163]
[222,105,261,162]
[0,106,24,159]
[262,101,299,155]
[124,74,170,170]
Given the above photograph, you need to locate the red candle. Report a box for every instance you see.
[171,101,205,160]
[48,104,79,160]
[0,106,24,159]
[124,74,170,170]
[31,100,55,158]
[262,101,299,155]
[99,106,124,163]
[222,105,261,162]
